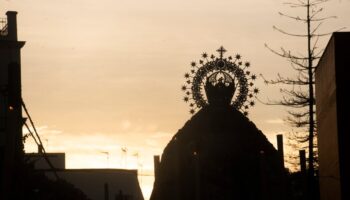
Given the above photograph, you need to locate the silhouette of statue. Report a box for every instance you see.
[205,71,235,106]
[150,47,286,200]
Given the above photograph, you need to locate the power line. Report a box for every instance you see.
[23,122,39,146]
[22,99,59,180]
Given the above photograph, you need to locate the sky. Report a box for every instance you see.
[1,0,350,199]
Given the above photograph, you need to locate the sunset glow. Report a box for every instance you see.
[1,0,349,199]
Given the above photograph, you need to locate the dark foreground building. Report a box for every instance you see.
[26,153,144,200]
[0,11,26,200]
[151,48,286,200]
[316,32,350,200]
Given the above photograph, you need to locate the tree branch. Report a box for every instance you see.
[273,26,308,37]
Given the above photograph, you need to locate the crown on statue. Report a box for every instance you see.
[204,72,236,106]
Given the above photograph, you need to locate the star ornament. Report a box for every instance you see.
[183,96,189,102]
[253,88,259,94]
[181,46,260,115]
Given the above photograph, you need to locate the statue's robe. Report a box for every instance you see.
[151,106,286,200]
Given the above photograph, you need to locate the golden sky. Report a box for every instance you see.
[1,0,349,199]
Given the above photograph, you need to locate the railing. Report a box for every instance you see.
[0,17,8,36]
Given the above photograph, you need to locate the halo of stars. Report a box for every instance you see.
[181,46,259,116]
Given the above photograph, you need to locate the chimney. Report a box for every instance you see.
[277,134,284,168]
[6,11,18,41]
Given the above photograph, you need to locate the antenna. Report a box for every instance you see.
[121,147,128,168]
[100,151,109,168]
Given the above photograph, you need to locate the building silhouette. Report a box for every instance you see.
[316,32,350,200]
[26,152,144,200]
[0,11,26,200]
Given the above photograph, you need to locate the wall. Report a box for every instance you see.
[316,32,350,200]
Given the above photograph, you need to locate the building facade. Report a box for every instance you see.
[316,32,350,200]
[0,11,26,200]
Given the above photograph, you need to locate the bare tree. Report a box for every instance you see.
[263,0,344,198]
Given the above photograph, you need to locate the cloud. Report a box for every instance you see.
[150,132,173,138]
[265,119,284,124]
[24,125,172,166]
[23,125,62,136]
[121,120,132,130]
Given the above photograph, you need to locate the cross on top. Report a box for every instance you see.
[216,46,226,58]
